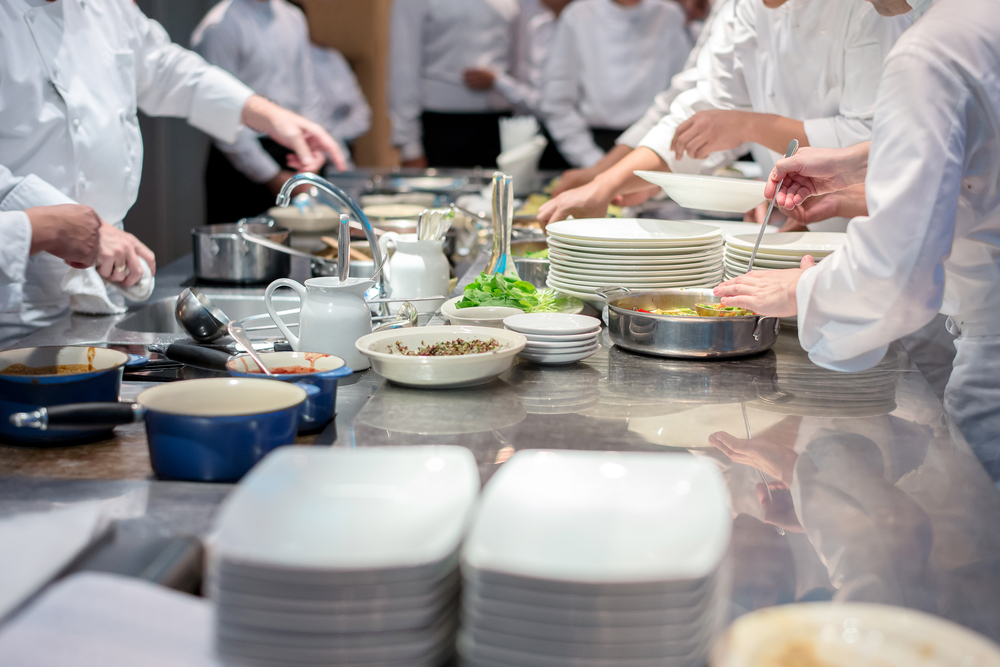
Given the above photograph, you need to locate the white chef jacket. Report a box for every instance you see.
[0,0,254,347]
[638,0,908,178]
[0,211,32,317]
[541,0,692,169]
[192,0,319,184]
[796,0,1000,369]
[616,0,735,149]
[492,10,556,116]
[389,0,521,161]
[308,45,372,149]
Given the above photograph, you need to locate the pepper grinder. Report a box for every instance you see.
[485,171,520,278]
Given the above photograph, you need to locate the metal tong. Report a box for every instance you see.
[746,140,799,273]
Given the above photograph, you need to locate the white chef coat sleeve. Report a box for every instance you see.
[0,211,33,314]
[616,71,696,149]
[801,5,905,149]
[796,49,967,372]
[389,0,428,161]
[494,72,540,115]
[539,16,604,169]
[125,2,254,145]
[325,50,372,143]
[0,168,77,213]
[190,14,281,183]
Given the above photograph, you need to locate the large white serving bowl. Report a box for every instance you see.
[545,219,723,243]
[711,603,1000,667]
[726,231,847,255]
[635,171,767,213]
[355,326,527,389]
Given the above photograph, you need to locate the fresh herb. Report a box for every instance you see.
[393,337,501,356]
[455,272,570,312]
[517,248,549,259]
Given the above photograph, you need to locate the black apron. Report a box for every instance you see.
[205,137,295,225]
[420,110,512,168]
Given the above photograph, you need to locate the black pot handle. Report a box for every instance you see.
[162,343,232,372]
[10,402,145,431]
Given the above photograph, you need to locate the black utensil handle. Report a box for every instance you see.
[164,343,232,372]
[11,402,144,431]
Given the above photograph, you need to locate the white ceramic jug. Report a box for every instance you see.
[378,233,450,316]
[264,277,374,371]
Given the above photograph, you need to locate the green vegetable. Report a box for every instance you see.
[517,248,549,259]
[456,272,571,313]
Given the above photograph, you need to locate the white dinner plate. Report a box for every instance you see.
[516,328,602,342]
[635,171,767,213]
[440,295,585,321]
[547,238,723,257]
[549,263,725,279]
[545,219,722,243]
[725,258,791,272]
[548,250,724,268]
[519,344,602,365]
[548,232,723,249]
[524,339,601,353]
[699,221,778,238]
[548,275,723,293]
[503,313,603,335]
[724,244,833,261]
[726,232,847,255]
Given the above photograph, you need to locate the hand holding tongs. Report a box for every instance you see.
[746,140,799,274]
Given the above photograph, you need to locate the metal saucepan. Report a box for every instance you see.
[0,346,135,444]
[598,287,780,359]
[192,219,291,284]
[10,378,313,481]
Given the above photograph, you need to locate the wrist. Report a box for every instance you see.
[25,208,54,255]
[240,95,274,134]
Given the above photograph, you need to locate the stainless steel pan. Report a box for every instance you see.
[597,287,780,359]
[192,219,290,284]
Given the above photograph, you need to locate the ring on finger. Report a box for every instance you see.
[114,264,127,274]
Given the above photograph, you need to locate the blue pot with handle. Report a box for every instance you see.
[9,377,311,482]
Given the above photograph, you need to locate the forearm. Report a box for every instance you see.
[745,114,809,154]
[590,147,669,200]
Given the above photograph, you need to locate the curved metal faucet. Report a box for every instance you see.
[275,173,386,306]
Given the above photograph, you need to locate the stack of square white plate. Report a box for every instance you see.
[504,313,603,365]
[460,450,733,667]
[544,219,725,308]
[209,446,480,667]
[723,232,846,279]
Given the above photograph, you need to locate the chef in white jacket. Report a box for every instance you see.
[0,0,342,348]
[538,0,907,223]
[552,0,734,195]
[714,0,1000,481]
[540,0,692,169]
[308,44,372,163]
[389,0,521,168]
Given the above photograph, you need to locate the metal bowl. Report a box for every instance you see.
[599,287,779,359]
[512,240,549,288]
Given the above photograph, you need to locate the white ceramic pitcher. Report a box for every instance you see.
[378,233,450,316]
[264,277,373,371]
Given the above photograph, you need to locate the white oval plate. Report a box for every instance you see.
[503,313,603,335]
[545,219,722,243]
[727,231,847,255]
[635,170,767,213]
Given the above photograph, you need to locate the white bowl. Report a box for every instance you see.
[355,326,527,389]
[634,171,767,214]
[446,306,525,328]
[503,313,603,336]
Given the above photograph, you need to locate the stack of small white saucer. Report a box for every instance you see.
[459,450,733,667]
[208,446,479,667]
[503,313,602,365]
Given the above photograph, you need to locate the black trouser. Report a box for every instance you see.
[590,127,626,154]
[205,138,295,225]
[420,111,512,168]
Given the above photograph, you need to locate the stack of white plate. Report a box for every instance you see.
[504,313,602,365]
[460,450,733,667]
[209,446,480,667]
[544,219,725,308]
[724,232,846,279]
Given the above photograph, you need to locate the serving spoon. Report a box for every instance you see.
[746,139,799,273]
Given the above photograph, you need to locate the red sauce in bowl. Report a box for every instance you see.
[246,366,319,375]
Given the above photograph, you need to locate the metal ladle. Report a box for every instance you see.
[175,287,231,343]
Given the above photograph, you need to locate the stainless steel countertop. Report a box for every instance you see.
[4,254,1000,645]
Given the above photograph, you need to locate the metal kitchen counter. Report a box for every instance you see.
[2,255,1000,645]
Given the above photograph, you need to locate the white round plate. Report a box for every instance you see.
[545,219,722,243]
[355,326,526,389]
[727,232,847,255]
[503,313,603,335]
[699,221,778,238]
[440,295,585,320]
[515,328,602,342]
[548,275,723,293]
[724,246,832,263]
[712,603,1000,667]
[524,338,601,351]
[548,250,722,268]
[547,234,723,250]
[547,238,723,257]
[444,306,524,328]
[550,262,724,279]
[267,204,340,233]
[549,272,724,288]
[725,258,792,271]
[635,170,767,213]
[519,344,601,365]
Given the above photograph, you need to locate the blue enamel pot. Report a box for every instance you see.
[9,378,311,482]
[0,346,132,444]
[225,352,352,434]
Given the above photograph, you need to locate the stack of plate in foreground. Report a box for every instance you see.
[545,219,725,308]
[209,446,479,667]
[460,450,733,667]
[724,232,846,279]
[505,313,602,365]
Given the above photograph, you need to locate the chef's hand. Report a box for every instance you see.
[610,185,660,207]
[463,68,496,91]
[765,143,870,209]
[756,482,804,533]
[537,180,612,224]
[401,156,429,169]
[553,168,599,196]
[241,95,348,173]
[26,204,102,267]
[709,430,799,487]
[713,256,815,317]
[671,110,749,160]
[97,222,156,287]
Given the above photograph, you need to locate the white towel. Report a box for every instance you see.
[61,258,155,316]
